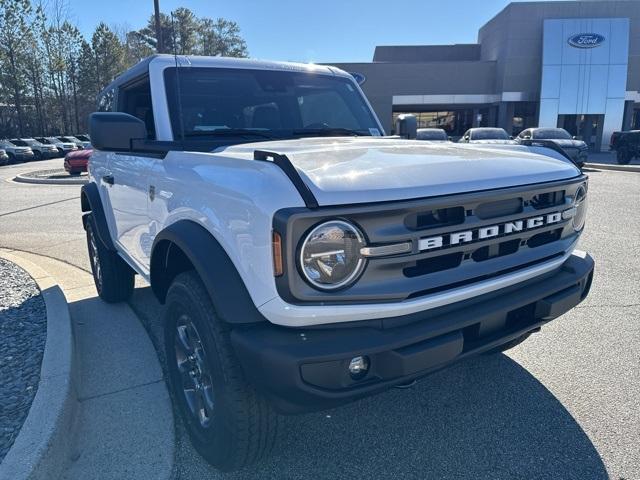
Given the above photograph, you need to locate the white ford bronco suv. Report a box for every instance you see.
[81,54,594,471]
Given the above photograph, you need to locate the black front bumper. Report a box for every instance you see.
[231,252,594,414]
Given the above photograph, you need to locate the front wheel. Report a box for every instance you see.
[85,214,134,302]
[164,271,279,471]
[33,151,42,161]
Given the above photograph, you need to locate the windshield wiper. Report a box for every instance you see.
[291,128,368,137]
[183,129,275,139]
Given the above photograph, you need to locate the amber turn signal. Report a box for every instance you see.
[272,231,283,276]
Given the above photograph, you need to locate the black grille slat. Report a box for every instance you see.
[476,198,523,219]
[405,206,465,231]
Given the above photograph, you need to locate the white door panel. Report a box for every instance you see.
[104,153,154,266]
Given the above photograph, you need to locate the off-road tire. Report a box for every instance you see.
[85,214,134,302]
[164,271,279,471]
[616,149,632,165]
[484,332,532,355]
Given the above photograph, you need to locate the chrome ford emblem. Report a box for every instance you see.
[567,33,605,48]
[349,72,366,85]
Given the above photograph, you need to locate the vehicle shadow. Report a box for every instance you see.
[130,287,608,480]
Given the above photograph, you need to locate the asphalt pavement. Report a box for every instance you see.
[0,158,638,479]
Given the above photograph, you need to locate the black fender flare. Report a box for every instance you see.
[150,220,267,325]
[80,182,116,251]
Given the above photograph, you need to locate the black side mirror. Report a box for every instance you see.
[89,112,147,151]
[395,114,417,140]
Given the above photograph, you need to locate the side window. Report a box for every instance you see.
[298,90,360,129]
[118,77,156,139]
[97,88,115,112]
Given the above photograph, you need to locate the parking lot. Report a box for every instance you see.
[0,158,638,479]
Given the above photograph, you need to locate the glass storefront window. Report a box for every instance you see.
[392,109,475,137]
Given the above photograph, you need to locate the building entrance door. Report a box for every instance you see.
[557,114,604,151]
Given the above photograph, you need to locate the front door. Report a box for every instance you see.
[104,153,154,269]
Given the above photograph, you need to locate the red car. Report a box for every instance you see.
[64,148,92,174]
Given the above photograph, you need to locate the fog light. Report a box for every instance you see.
[348,356,369,379]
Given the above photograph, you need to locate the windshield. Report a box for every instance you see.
[533,129,571,140]
[58,137,75,142]
[471,129,509,140]
[416,129,447,140]
[76,135,90,141]
[11,140,28,146]
[1,140,17,147]
[164,67,381,140]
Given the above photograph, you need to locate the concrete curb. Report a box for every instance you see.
[13,173,87,185]
[584,162,640,173]
[0,251,78,480]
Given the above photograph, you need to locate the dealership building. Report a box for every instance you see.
[331,0,640,151]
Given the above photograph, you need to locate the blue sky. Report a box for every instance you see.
[67,0,564,63]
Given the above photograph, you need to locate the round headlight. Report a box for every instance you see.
[573,184,588,231]
[299,220,366,290]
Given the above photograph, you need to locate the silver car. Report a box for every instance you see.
[58,136,87,150]
[0,139,35,162]
[11,138,59,160]
[416,128,451,141]
[74,134,92,149]
[459,128,518,145]
[35,137,77,155]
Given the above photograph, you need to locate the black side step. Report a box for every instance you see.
[254,150,319,208]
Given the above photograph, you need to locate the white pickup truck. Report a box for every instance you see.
[81,54,594,471]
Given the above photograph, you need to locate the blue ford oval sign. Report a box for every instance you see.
[349,72,366,85]
[567,33,605,48]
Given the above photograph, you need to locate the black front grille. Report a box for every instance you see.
[274,176,586,305]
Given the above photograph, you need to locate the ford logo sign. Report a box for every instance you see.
[567,33,605,48]
[349,72,366,85]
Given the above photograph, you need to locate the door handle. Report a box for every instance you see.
[102,175,114,186]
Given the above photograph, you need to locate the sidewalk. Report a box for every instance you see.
[2,250,175,480]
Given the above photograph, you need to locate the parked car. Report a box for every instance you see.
[64,148,92,174]
[0,139,35,163]
[35,136,77,155]
[74,134,92,149]
[10,138,59,160]
[517,128,587,167]
[58,135,86,150]
[416,128,450,141]
[0,149,8,166]
[82,55,593,472]
[459,127,517,144]
[609,130,640,164]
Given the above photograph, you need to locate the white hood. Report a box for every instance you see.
[220,137,581,206]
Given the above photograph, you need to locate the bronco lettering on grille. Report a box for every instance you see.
[418,212,562,251]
